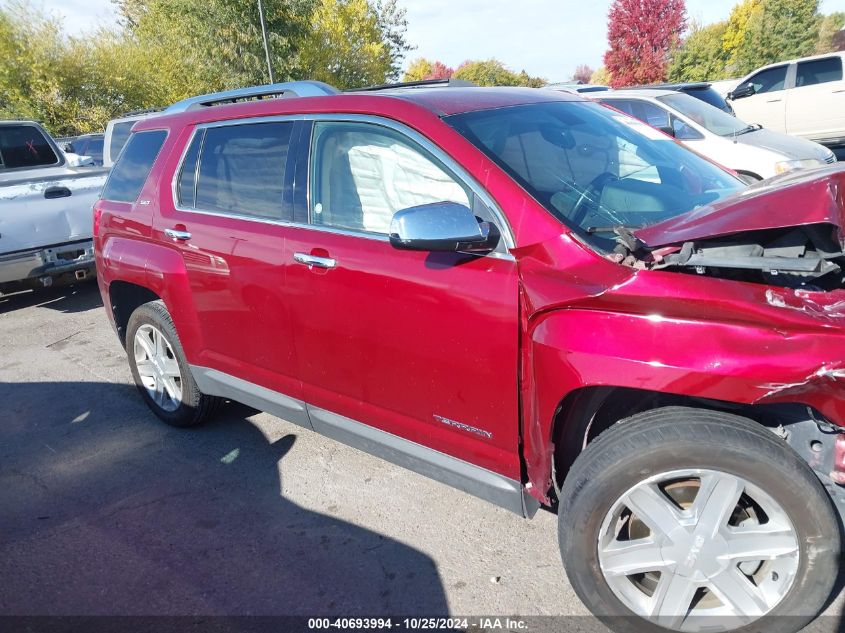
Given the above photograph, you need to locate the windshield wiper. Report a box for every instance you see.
[585,224,643,234]
[729,123,762,137]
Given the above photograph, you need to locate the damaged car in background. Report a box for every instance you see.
[0,121,107,294]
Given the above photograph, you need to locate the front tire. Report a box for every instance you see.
[559,407,840,633]
[126,300,220,427]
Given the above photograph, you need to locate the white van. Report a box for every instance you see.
[728,52,845,146]
[592,89,835,181]
[103,109,162,167]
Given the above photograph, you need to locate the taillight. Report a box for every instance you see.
[93,204,102,237]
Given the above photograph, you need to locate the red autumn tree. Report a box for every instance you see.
[426,61,454,80]
[604,0,687,87]
[572,64,594,83]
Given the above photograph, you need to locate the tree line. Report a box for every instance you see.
[593,0,843,87]
[0,0,412,136]
[0,0,546,137]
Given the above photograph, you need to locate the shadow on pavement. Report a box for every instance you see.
[0,280,102,315]
[0,380,448,616]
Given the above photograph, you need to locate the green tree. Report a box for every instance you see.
[667,21,730,82]
[452,59,544,87]
[723,0,762,67]
[115,0,315,93]
[590,66,612,85]
[732,0,821,75]
[816,12,845,53]
[300,0,391,88]
[0,3,152,135]
[403,58,434,81]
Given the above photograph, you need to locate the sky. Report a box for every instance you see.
[29,0,845,83]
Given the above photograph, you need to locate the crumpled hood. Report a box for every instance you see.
[635,164,845,248]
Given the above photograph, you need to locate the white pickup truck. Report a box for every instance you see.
[0,121,107,293]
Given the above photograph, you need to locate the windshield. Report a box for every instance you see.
[444,101,743,248]
[657,93,748,136]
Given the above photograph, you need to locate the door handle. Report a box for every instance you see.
[165,228,192,241]
[44,186,72,199]
[293,252,337,269]
[766,98,782,103]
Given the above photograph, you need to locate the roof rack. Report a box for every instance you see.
[164,81,340,114]
[121,107,166,117]
[352,78,476,92]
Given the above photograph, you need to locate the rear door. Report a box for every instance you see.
[284,117,521,478]
[786,56,845,141]
[155,118,305,413]
[730,65,789,132]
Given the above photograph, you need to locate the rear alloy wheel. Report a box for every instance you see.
[126,300,220,427]
[133,324,183,413]
[559,407,840,633]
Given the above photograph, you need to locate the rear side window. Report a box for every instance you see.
[796,57,843,87]
[102,130,167,203]
[177,130,202,208]
[190,122,293,220]
[0,125,59,169]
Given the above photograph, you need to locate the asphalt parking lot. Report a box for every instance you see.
[1,281,843,632]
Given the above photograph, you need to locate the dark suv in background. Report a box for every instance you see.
[621,82,735,114]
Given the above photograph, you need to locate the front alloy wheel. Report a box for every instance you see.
[559,407,839,633]
[598,469,799,630]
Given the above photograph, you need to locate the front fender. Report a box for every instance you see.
[523,307,845,504]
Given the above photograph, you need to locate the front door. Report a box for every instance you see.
[285,118,521,478]
[731,64,790,132]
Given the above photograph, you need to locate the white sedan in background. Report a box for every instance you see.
[588,89,836,182]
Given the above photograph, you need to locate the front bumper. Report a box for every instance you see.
[0,239,95,286]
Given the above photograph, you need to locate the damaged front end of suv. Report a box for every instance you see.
[621,166,845,296]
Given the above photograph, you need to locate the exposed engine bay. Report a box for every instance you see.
[613,223,845,291]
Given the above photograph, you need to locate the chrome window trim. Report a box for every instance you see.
[169,113,515,253]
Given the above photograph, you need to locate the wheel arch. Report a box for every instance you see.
[108,280,161,347]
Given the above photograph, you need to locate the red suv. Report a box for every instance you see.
[95,80,845,632]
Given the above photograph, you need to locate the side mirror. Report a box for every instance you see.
[389,202,494,253]
[657,125,676,138]
[728,84,755,100]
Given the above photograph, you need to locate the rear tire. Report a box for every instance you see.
[559,407,840,633]
[126,300,220,427]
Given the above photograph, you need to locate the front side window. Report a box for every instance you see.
[742,66,788,94]
[445,101,743,249]
[309,121,470,234]
[189,122,293,220]
[101,130,167,203]
[796,57,843,87]
[0,125,59,169]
